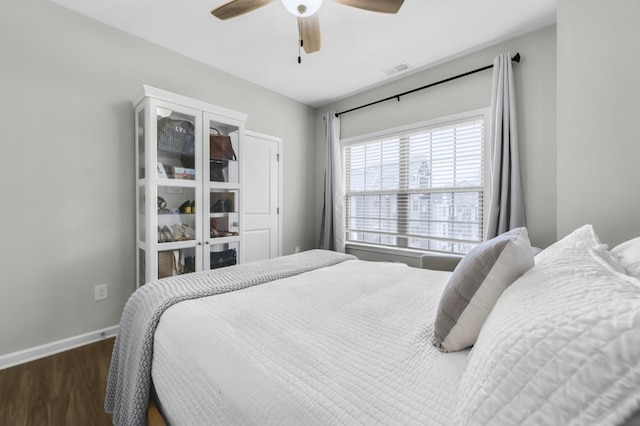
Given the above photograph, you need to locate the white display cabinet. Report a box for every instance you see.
[134,86,247,287]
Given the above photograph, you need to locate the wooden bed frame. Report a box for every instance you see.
[147,400,166,426]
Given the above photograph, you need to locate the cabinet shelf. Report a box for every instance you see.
[210,212,236,218]
[157,178,197,188]
[209,236,240,244]
[210,157,237,163]
[208,182,239,190]
[155,240,198,250]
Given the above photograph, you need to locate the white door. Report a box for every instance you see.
[242,131,281,262]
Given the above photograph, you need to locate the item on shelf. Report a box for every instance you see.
[157,249,194,276]
[157,117,195,154]
[174,166,186,179]
[180,154,195,169]
[210,128,236,160]
[211,197,234,213]
[158,225,174,242]
[210,248,237,269]
[162,164,175,179]
[211,199,225,212]
[157,162,168,179]
[158,196,169,212]
[171,224,196,241]
[184,256,196,274]
[158,250,179,278]
[179,200,193,214]
[211,218,227,237]
[185,168,196,180]
[210,159,227,182]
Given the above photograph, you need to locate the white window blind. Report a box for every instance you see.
[345,115,485,254]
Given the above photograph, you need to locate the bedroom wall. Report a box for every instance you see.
[314,26,557,263]
[0,0,316,355]
[557,0,640,246]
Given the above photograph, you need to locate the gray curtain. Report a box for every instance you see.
[486,52,526,239]
[318,111,345,252]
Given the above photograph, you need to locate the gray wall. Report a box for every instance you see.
[315,26,558,260]
[0,0,316,355]
[557,0,640,246]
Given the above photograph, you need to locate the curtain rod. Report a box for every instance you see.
[335,52,521,118]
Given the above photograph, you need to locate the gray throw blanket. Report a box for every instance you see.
[105,250,355,426]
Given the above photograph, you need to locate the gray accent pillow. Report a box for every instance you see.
[433,227,534,352]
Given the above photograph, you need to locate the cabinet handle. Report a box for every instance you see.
[205,241,210,245]
[198,242,202,246]
[232,222,239,227]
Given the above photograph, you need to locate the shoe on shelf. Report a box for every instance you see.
[161,225,174,242]
[182,224,195,240]
[179,200,192,214]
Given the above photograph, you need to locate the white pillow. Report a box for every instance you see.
[611,236,640,279]
[456,241,640,426]
[535,224,602,264]
[591,244,626,274]
[432,227,534,352]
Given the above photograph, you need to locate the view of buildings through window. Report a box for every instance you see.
[345,115,485,254]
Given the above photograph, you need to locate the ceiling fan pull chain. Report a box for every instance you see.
[298,32,303,64]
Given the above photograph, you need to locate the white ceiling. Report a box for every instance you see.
[50,0,556,108]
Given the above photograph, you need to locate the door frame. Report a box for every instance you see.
[244,130,283,258]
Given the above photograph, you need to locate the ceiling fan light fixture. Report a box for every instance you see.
[281,0,323,17]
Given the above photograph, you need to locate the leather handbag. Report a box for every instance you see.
[210,128,236,160]
[210,248,237,269]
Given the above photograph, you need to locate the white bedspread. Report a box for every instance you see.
[152,260,468,425]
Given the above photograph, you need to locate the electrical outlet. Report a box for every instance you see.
[95,284,108,301]
[294,246,300,253]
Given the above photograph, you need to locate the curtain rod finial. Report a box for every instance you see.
[512,52,521,63]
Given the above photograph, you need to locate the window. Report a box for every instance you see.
[344,110,488,255]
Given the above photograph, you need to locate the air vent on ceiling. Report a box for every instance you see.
[381,62,411,76]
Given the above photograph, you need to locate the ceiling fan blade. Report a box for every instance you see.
[333,0,404,14]
[298,15,321,54]
[211,0,274,20]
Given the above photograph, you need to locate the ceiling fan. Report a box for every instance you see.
[211,0,404,59]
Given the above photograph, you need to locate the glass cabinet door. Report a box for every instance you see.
[153,102,202,279]
[205,114,241,271]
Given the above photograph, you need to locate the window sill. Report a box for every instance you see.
[345,243,435,259]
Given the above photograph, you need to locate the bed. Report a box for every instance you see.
[105,225,640,426]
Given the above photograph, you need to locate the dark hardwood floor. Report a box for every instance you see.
[0,338,115,426]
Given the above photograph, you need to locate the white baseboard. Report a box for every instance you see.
[0,325,119,371]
